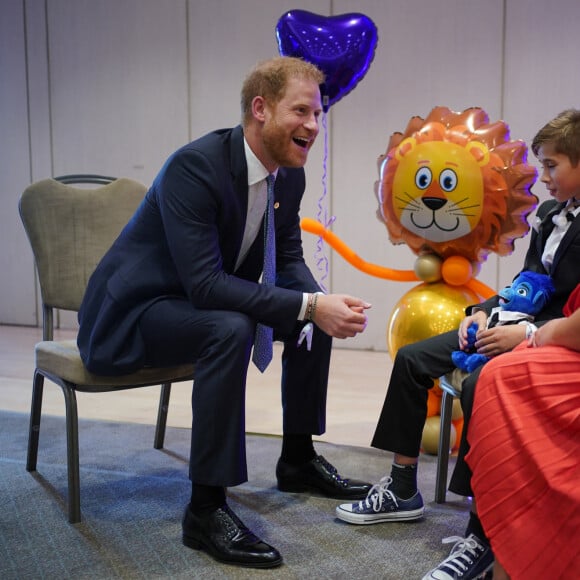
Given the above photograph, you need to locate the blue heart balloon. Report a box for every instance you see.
[276,10,378,110]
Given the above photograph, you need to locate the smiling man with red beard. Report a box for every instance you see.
[77,56,372,569]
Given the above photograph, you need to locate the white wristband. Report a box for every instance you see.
[524,322,537,340]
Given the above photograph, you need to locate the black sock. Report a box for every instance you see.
[389,462,418,499]
[465,511,489,545]
[280,434,316,465]
[190,484,226,516]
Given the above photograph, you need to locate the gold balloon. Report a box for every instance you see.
[414,254,442,283]
[452,397,464,421]
[421,416,456,455]
[387,282,480,359]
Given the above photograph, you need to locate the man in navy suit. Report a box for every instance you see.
[78,56,372,568]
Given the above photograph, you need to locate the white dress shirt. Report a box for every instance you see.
[235,139,276,271]
[541,201,580,272]
[238,138,310,321]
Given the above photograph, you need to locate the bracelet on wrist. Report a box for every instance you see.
[524,321,537,340]
[305,293,315,321]
[309,293,319,321]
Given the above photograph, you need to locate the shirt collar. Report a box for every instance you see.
[566,198,580,215]
[243,137,278,186]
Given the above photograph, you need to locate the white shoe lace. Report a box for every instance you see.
[437,535,484,575]
[358,476,398,513]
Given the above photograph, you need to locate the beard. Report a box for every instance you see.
[262,118,309,168]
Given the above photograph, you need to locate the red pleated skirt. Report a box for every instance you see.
[466,342,580,580]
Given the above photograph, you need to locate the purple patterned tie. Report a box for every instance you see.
[252,174,276,372]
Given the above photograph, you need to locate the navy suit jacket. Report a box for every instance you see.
[78,125,319,375]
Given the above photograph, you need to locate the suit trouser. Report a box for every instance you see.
[371,329,483,497]
[137,297,332,488]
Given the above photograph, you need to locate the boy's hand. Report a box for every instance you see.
[473,324,526,357]
[457,310,487,350]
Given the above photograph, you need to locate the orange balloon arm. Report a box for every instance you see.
[300,217,419,281]
[466,277,496,300]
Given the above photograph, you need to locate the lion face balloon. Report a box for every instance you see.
[378,107,538,264]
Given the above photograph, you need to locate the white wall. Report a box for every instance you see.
[2,0,580,351]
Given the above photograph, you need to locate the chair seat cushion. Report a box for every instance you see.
[440,368,468,396]
[35,340,194,389]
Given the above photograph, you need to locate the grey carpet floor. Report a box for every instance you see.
[0,410,471,579]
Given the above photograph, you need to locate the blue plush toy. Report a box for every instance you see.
[451,271,555,373]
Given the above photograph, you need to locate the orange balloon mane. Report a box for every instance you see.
[377,106,538,264]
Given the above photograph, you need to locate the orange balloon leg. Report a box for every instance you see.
[426,389,441,417]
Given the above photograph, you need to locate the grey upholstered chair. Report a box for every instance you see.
[18,176,195,523]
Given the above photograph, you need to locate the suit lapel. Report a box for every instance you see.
[230,125,249,209]
[229,126,250,270]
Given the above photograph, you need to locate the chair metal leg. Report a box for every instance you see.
[435,389,454,503]
[154,383,172,449]
[26,371,45,472]
[61,385,81,524]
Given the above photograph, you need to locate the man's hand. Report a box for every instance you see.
[313,294,371,339]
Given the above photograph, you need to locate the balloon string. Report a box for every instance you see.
[314,112,334,293]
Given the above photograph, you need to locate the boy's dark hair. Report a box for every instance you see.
[532,108,580,167]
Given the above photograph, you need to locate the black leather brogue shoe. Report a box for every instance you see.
[276,454,372,500]
[182,503,282,568]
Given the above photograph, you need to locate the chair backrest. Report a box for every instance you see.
[19,177,147,316]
